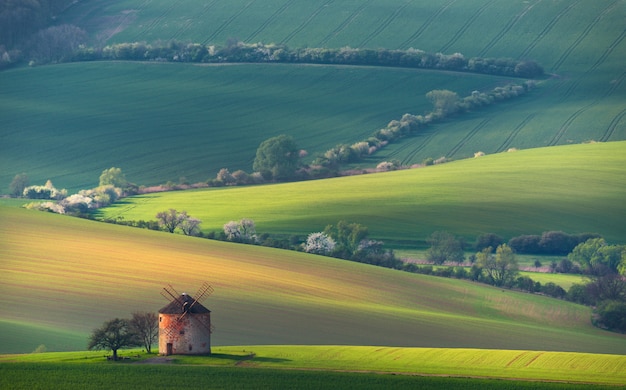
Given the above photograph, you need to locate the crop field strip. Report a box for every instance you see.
[95,142,626,247]
[33,1,623,179]
[3,189,626,356]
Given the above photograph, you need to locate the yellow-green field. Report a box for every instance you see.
[2,205,626,356]
[97,142,626,247]
[1,346,625,386]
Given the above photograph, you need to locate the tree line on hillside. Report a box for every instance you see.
[3,17,545,80]
[67,40,543,78]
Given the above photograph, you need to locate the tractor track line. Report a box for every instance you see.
[358,0,412,48]
[600,108,626,143]
[397,0,457,50]
[552,1,619,71]
[202,0,257,45]
[476,0,540,57]
[447,118,491,158]
[280,0,335,45]
[517,0,579,59]
[496,114,536,153]
[245,0,297,43]
[439,0,496,53]
[318,0,373,47]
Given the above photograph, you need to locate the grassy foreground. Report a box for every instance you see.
[97,141,626,246]
[0,346,624,388]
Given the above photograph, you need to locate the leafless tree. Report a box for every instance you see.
[130,312,159,354]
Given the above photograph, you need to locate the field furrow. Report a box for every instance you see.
[318,0,373,47]
[244,0,297,43]
[280,0,335,45]
[476,0,539,57]
[600,108,626,142]
[495,113,536,153]
[548,105,592,146]
[447,118,491,158]
[517,0,580,60]
[397,0,457,50]
[358,0,411,48]
[131,0,183,41]
[202,0,258,45]
[551,1,619,71]
[400,132,436,166]
[170,0,219,41]
[438,0,495,53]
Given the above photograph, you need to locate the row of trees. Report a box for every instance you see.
[87,312,158,360]
[207,81,536,186]
[15,168,139,215]
[427,230,605,262]
[69,40,543,78]
[156,209,202,236]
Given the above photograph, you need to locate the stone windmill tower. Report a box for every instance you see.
[158,283,214,356]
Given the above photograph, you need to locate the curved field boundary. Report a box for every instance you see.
[280,0,335,45]
[496,113,536,153]
[318,0,373,46]
[245,0,297,43]
[438,0,496,53]
[552,1,619,71]
[357,0,412,48]
[476,0,539,57]
[202,0,258,45]
[600,108,626,143]
[447,117,491,158]
[397,0,457,50]
[517,0,580,59]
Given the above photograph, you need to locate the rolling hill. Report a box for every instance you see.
[1,0,624,193]
[2,204,626,356]
[96,141,626,248]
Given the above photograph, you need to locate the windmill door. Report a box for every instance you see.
[166,343,173,356]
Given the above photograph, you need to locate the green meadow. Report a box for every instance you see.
[0,62,502,193]
[1,346,625,387]
[2,1,624,193]
[2,204,626,357]
[97,142,626,247]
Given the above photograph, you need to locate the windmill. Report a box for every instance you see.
[158,282,214,355]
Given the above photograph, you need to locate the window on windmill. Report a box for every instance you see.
[189,344,193,351]
[179,330,185,335]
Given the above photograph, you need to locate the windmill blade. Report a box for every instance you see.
[194,282,214,303]
[162,285,184,306]
[187,282,213,311]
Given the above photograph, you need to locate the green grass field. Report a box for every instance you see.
[96,142,626,247]
[0,62,503,193]
[2,1,623,194]
[2,204,626,356]
[1,346,625,387]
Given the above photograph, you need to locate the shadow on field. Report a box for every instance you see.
[211,352,291,365]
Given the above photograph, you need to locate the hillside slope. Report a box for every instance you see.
[98,142,626,247]
[1,205,626,355]
[1,0,623,192]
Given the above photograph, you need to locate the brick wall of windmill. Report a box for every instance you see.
[159,313,211,355]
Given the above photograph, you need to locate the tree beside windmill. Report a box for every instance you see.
[159,283,214,356]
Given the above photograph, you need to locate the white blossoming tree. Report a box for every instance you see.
[304,232,336,255]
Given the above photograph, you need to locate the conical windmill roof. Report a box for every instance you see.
[159,293,211,314]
